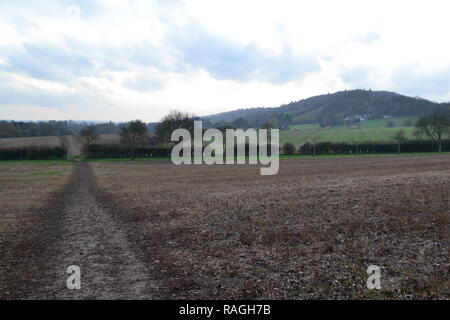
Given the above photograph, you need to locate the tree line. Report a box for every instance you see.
[1,111,449,160]
[82,111,197,159]
[0,120,72,138]
[82,111,450,159]
[0,120,158,139]
[281,139,450,156]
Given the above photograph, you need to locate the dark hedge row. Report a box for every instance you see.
[88,144,171,158]
[298,139,450,155]
[188,143,274,157]
[0,146,67,160]
[88,139,450,159]
[88,143,274,159]
[195,143,274,157]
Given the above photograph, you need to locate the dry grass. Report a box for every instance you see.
[92,154,450,299]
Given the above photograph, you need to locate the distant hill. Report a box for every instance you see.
[203,89,450,129]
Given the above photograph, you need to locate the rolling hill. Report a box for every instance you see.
[204,89,450,128]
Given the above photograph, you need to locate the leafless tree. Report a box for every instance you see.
[78,125,98,159]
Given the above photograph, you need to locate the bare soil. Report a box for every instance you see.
[1,155,448,299]
[93,155,450,299]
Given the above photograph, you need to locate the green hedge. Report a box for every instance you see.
[88,144,171,158]
[0,146,67,160]
[298,139,450,155]
[89,143,274,159]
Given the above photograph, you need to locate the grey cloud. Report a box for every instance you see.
[340,66,374,88]
[0,73,99,110]
[391,67,450,97]
[4,42,96,82]
[340,65,450,99]
[1,38,177,83]
[0,84,84,109]
[166,23,320,83]
[122,73,165,92]
[101,42,182,73]
[2,8,320,86]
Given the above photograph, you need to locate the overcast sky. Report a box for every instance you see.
[1,0,450,121]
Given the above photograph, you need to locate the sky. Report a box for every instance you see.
[1,0,450,122]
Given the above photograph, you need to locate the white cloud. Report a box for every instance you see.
[0,0,450,121]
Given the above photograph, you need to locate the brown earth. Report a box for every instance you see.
[1,155,449,299]
[92,155,450,299]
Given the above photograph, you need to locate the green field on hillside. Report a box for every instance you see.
[358,116,417,128]
[282,117,418,146]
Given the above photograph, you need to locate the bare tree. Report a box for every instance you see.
[155,110,196,143]
[282,142,296,155]
[392,130,407,153]
[415,114,450,152]
[78,125,98,159]
[309,134,320,155]
[120,120,148,160]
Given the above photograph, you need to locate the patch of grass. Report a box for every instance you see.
[280,152,450,159]
[281,126,418,146]
[358,116,417,128]
[84,152,450,163]
[0,159,73,165]
[0,162,73,237]
[72,155,86,161]
[283,117,420,146]
[288,123,320,130]
[0,161,73,299]
[86,157,170,163]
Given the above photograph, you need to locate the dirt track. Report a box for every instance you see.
[60,136,82,158]
[26,163,157,299]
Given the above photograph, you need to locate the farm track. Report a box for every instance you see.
[26,163,157,299]
[59,136,80,158]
